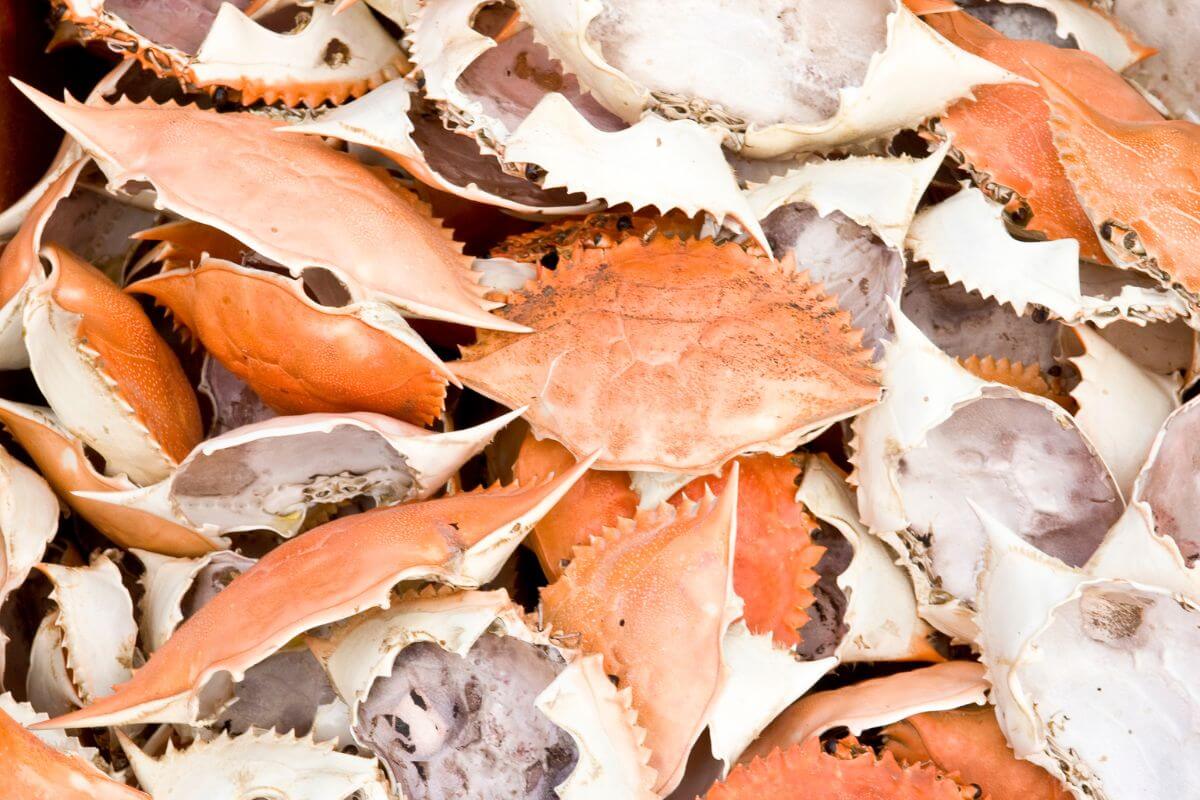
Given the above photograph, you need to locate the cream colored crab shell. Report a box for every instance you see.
[0,444,60,602]
[79,408,523,538]
[190,1,407,106]
[23,252,174,486]
[26,555,137,716]
[1068,324,1178,495]
[311,588,658,799]
[515,0,1025,157]
[851,303,1121,641]
[278,79,598,217]
[745,141,949,251]
[118,728,393,800]
[907,186,1189,326]
[133,549,257,653]
[977,511,1200,800]
[706,454,937,767]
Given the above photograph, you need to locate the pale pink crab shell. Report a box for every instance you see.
[77,408,525,538]
[26,555,138,717]
[309,588,659,800]
[850,303,1123,642]
[117,727,394,800]
[707,453,940,767]
[513,0,1026,157]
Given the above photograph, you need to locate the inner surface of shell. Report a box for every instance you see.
[587,0,892,126]
[102,0,253,53]
[898,388,1121,600]
[169,425,416,530]
[356,634,578,800]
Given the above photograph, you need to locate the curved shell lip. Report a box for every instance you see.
[515,0,1029,156]
[23,248,178,486]
[132,548,257,653]
[277,79,602,218]
[0,442,61,599]
[73,407,527,537]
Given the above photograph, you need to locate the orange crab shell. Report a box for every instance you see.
[15,84,522,332]
[34,457,595,731]
[129,259,448,426]
[1038,70,1200,301]
[0,705,149,799]
[489,210,703,264]
[41,243,204,463]
[917,7,1161,264]
[0,159,85,310]
[0,400,218,556]
[454,237,880,473]
[511,431,638,579]
[541,468,739,794]
[675,454,824,649]
[706,738,975,800]
[883,705,1073,800]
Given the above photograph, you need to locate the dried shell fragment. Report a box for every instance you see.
[1039,70,1200,310]
[27,554,137,716]
[541,472,739,794]
[16,85,524,332]
[279,78,597,216]
[131,259,450,425]
[705,737,974,799]
[118,728,392,800]
[907,187,1189,325]
[0,700,147,799]
[0,400,223,556]
[517,0,1024,156]
[917,7,1161,264]
[977,514,1200,799]
[24,243,203,485]
[33,457,595,728]
[0,159,85,370]
[84,408,522,538]
[0,444,60,610]
[310,588,655,799]
[851,305,1122,639]
[741,661,989,764]
[453,237,880,473]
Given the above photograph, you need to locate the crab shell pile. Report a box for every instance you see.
[2,0,1200,798]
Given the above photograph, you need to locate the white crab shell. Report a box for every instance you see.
[78,408,524,538]
[706,453,939,767]
[133,549,258,653]
[851,303,1123,641]
[118,728,393,800]
[26,554,138,717]
[280,78,600,218]
[976,510,1200,800]
[907,186,1190,327]
[0,443,60,604]
[514,0,1025,157]
[310,587,658,799]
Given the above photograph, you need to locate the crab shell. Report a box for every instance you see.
[53,0,407,108]
[983,0,1154,70]
[515,0,1024,157]
[309,587,658,799]
[707,453,941,767]
[117,728,393,800]
[279,78,599,218]
[0,399,224,555]
[851,303,1123,641]
[24,244,204,486]
[907,186,1190,326]
[26,554,138,717]
[739,661,988,763]
[0,159,85,370]
[134,549,258,653]
[976,510,1200,799]
[32,455,597,729]
[15,84,523,333]
[0,695,147,799]
[78,407,524,539]
[1111,0,1200,119]
[0,443,60,608]
[1086,394,1200,593]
